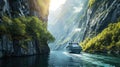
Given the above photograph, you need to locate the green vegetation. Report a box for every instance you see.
[0,16,55,43]
[80,21,120,54]
[88,0,96,8]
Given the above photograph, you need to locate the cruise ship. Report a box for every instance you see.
[66,42,82,54]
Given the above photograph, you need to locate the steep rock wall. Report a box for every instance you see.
[0,0,50,58]
[82,0,120,40]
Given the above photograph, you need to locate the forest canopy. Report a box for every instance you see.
[0,16,55,43]
[80,21,120,54]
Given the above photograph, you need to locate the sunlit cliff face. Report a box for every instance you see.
[29,0,50,21]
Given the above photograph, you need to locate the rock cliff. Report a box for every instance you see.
[0,0,50,58]
[82,0,120,40]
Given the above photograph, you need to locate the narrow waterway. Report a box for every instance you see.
[0,51,120,67]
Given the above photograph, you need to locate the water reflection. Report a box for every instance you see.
[0,55,49,67]
[0,51,120,67]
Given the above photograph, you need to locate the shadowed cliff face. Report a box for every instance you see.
[0,0,50,58]
[0,0,49,21]
[48,0,120,50]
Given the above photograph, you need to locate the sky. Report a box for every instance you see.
[49,0,67,11]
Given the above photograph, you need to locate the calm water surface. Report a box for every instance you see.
[0,51,120,67]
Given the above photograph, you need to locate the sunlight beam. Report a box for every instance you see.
[50,0,66,11]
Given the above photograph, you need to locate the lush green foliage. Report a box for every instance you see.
[89,0,95,8]
[0,16,55,43]
[80,21,120,53]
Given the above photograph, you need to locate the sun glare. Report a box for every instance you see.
[50,0,66,11]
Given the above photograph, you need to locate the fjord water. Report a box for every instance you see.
[0,51,120,67]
